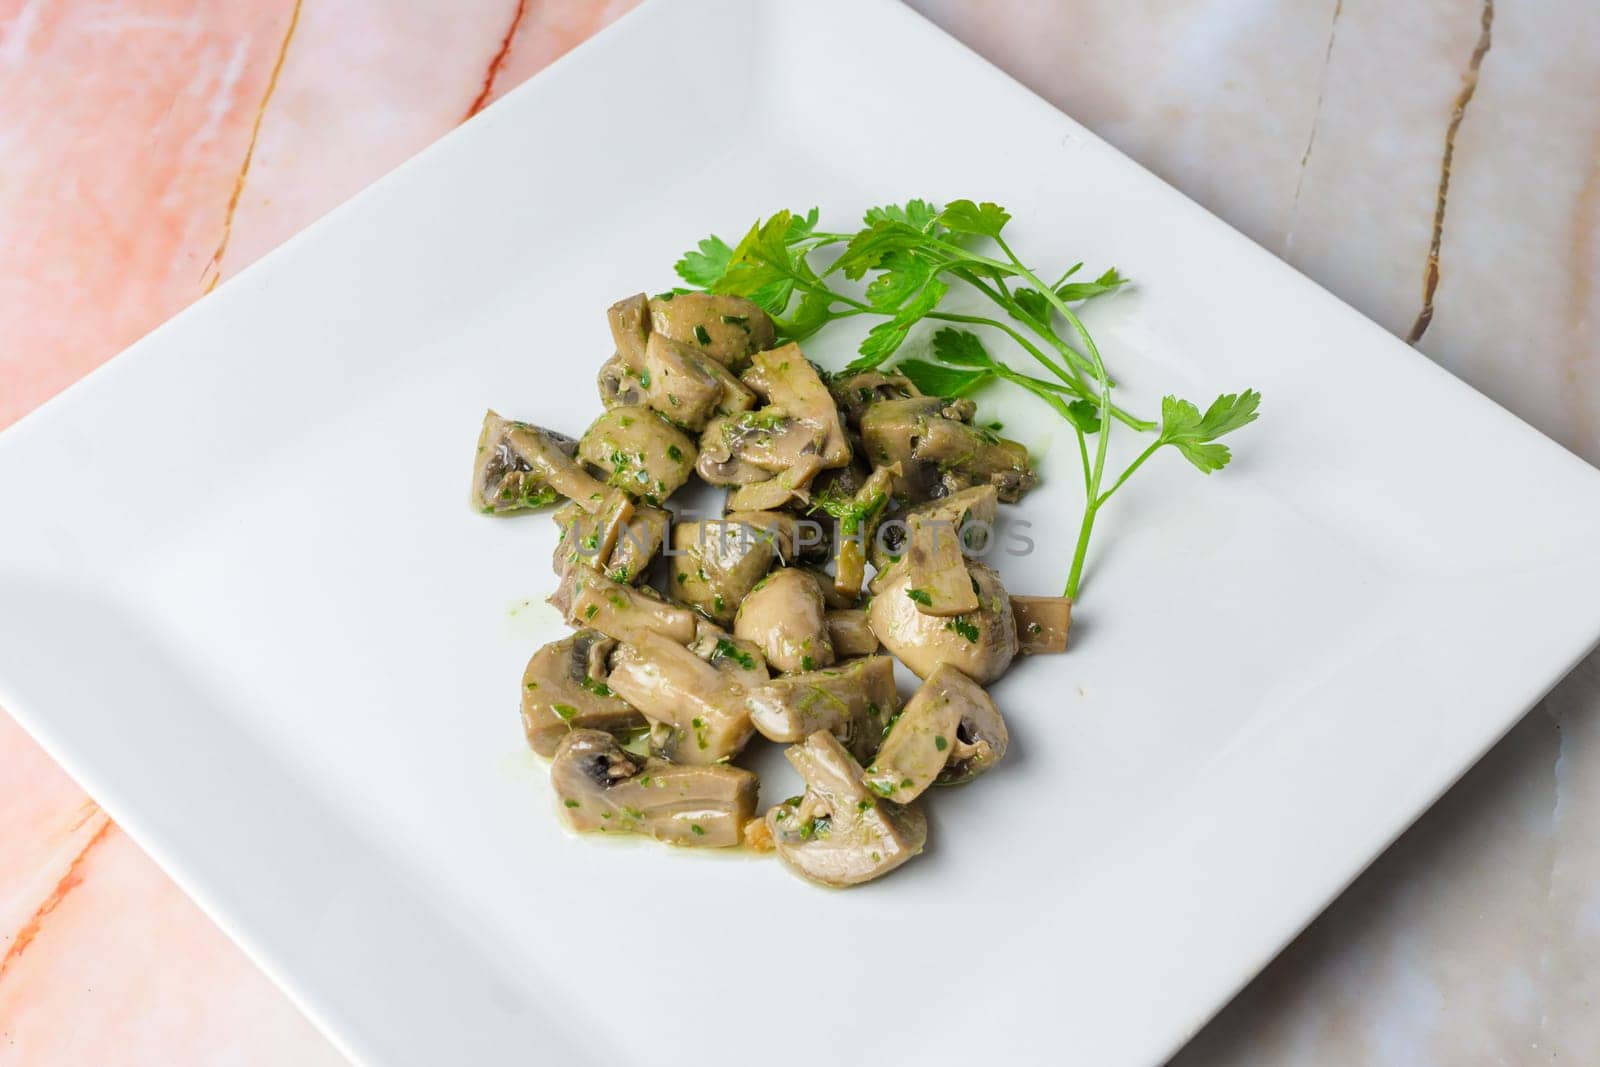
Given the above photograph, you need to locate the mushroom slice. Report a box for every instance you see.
[766,731,927,887]
[637,332,724,429]
[871,485,997,570]
[670,512,791,626]
[607,292,652,370]
[903,510,980,617]
[745,655,897,762]
[826,610,879,657]
[577,406,697,506]
[1012,595,1071,653]
[555,494,668,584]
[471,410,610,515]
[867,561,1018,684]
[606,631,757,765]
[551,729,757,847]
[648,292,776,369]
[828,370,923,429]
[863,663,1008,801]
[727,455,824,512]
[734,568,834,672]
[637,333,758,431]
[597,353,648,410]
[859,395,1033,503]
[520,630,645,757]
[553,563,697,646]
[915,418,1036,502]
[742,344,851,469]
[694,411,824,488]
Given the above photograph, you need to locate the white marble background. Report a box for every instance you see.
[903,0,1599,1062]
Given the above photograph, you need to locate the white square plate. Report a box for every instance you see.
[4,1,1599,1063]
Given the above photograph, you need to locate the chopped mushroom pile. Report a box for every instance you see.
[474,290,1073,888]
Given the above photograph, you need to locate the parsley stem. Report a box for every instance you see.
[1096,439,1164,506]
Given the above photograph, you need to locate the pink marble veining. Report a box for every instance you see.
[3,1,1598,1064]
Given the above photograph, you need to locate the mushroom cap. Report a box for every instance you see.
[606,293,652,370]
[520,630,644,758]
[553,563,697,646]
[605,630,758,765]
[648,292,775,369]
[742,345,851,470]
[864,662,1008,801]
[576,405,697,507]
[669,514,787,626]
[734,568,834,673]
[767,731,927,887]
[471,410,602,514]
[551,729,757,847]
[744,654,897,762]
[867,561,1018,684]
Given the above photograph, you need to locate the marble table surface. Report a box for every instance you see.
[1,1,1595,1062]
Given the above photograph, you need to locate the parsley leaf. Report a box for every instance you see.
[897,359,992,397]
[844,278,948,371]
[936,199,1011,238]
[864,250,935,311]
[930,327,992,367]
[1157,390,1262,473]
[1057,267,1128,302]
[865,199,941,232]
[675,235,733,288]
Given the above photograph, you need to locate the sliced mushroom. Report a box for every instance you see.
[867,561,1018,684]
[828,370,922,429]
[903,510,980,617]
[863,663,1007,801]
[577,406,697,506]
[670,511,791,625]
[871,485,998,571]
[551,729,757,847]
[734,567,833,672]
[742,344,850,469]
[915,418,1036,502]
[1012,595,1072,654]
[471,410,610,515]
[648,292,775,369]
[745,654,897,762]
[859,396,1034,503]
[697,409,826,485]
[554,493,669,584]
[727,456,825,511]
[606,292,652,369]
[766,731,927,887]
[520,630,645,757]
[597,353,648,410]
[636,333,758,431]
[606,630,757,765]
[553,563,697,646]
[825,610,879,657]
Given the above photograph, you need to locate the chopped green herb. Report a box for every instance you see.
[552,703,578,721]
[667,444,684,462]
[934,735,948,751]
[564,798,580,808]
[690,823,705,836]
[693,325,712,345]
[905,588,933,606]
[946,617,981,643]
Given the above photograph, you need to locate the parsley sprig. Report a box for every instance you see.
[674,200,1260,601]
